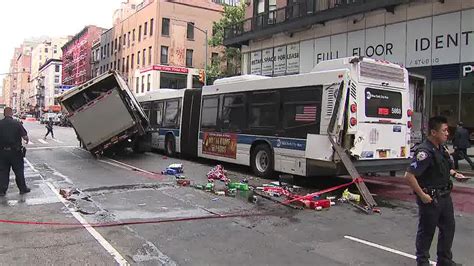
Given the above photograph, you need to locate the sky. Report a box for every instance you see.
[0,0,123,76]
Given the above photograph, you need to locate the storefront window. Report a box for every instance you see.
[160,72,187,89]
[460,74,474,133]
[431,79,459,127]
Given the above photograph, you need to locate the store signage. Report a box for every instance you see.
[261,48,274,76]
[464,65,473,77]
[286,43,300,74]
[140,65,189,74]
[246,9,474,74]
[273,46,287,76]
[250,51,262,75]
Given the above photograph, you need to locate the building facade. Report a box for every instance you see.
[91,38,101,78]
[98,0,223,95]
[37,59,64,109]
[62,26,106,86]
[29,37,70,112]
[225,0,474,132]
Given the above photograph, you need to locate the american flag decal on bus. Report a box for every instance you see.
[295,106,317,122]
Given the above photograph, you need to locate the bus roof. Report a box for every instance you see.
[136,88,187,102]
[203,69,349,96]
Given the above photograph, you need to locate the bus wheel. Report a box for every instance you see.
[251,144,274,177]
[165,136,176,157]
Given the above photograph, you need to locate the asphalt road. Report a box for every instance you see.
[0,121,473,265]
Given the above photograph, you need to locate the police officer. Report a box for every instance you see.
[405,116,465,266]
[0,107,30,196]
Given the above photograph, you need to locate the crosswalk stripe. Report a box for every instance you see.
[52,139,64,143]
[28,141,34,145]
[38,139,47,144]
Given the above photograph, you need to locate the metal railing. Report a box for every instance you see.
[224,0,378,42]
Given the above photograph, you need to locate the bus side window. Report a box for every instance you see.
[155,101,163,127]
[222,94,246,132]
[163,100,180,128]
[281,86,322,138]
[249,91,279,129]
[201,96,219,131]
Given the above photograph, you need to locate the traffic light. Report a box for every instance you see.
[198,70,205,84]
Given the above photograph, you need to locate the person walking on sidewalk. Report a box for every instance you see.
[0,107,31,196]
[405,116,465,266]
[44,117,55,139]
[452,122,474,170]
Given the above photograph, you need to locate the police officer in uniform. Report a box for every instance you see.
[0,107,30,196]
[405,116,465,266]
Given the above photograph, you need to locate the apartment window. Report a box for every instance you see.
[118,59,121,71]
[136,77,140,94]
[114,61,116,70]
[131,54,134,69]
[212,53,220,65]
[111,40,114,51]
[143,49,146,66]
[115,38,118,50]
[147,74,151,91]
[148,46,152,65]
[133,29,136,41]
[162,18,170,36]
[128,32,131,47]
[118,37,122,51]
[187,22,194,40]
[123,34,126,46]
[186,49,193,67]
[122,58,125,72]
[137,51,141,65]
[150,19,154,36]
[54,75,60,83]
[141,76,145,93]
[55,65,60,72]
[161,46,168,64]
[126,56,129,73]
[139,25,142,41]
[107,44,110,57]
[45,47,49,53]
[144,22,148,36]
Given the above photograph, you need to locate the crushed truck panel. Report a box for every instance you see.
[58,71,149,155]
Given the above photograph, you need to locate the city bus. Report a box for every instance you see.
[137,57,412,177]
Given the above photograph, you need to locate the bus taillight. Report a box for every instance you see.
[407,121,413,128]
[407,109,413,117]
[350,117,357,126]
[350,104,357,113]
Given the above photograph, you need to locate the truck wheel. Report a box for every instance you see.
[165,136,176,157]
[251,144,274,177]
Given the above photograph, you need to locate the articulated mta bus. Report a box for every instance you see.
[137,57,412,177]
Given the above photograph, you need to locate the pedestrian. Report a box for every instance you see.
[44,117,55,139]
[405,116,466,266]
[0,107,31,196]
[452,121,474,170]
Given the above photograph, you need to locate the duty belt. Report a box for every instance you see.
[423,183,452,198]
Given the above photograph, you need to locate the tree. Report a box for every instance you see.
[208,3,245,83]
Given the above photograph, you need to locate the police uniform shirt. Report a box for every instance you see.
[407,140,453,188]
[0,117,27,148]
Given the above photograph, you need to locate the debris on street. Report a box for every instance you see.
[207,165,229,182]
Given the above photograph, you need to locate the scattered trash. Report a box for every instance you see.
[342,189,361,203]
[225,188,237,197]
[162,163,184,175]
[175,174,186,179]
[193,184,205,190]
[207,165,229,182]
[227,182,249,191]
[205,183,215,191]
[59,188,79,199]
[241,178,249,184]
[215,191,225,196]
[176,179,191,187]
[138,203,147,207]
[211,198,219,201]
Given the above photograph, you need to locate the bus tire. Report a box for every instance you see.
[251,144,274,177]
[165,135,176,157]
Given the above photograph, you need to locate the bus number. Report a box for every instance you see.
[391,108,401,115]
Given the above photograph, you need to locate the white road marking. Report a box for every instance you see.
[24,158,130,265]
[344,235,436,265]
[37,139,48,144]
[28,141,34,145]
[52,138,64,143]
[28,146,77,150]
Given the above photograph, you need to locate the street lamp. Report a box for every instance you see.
[169,18,209,85]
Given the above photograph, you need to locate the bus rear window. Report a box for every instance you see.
[365,88,402,119]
